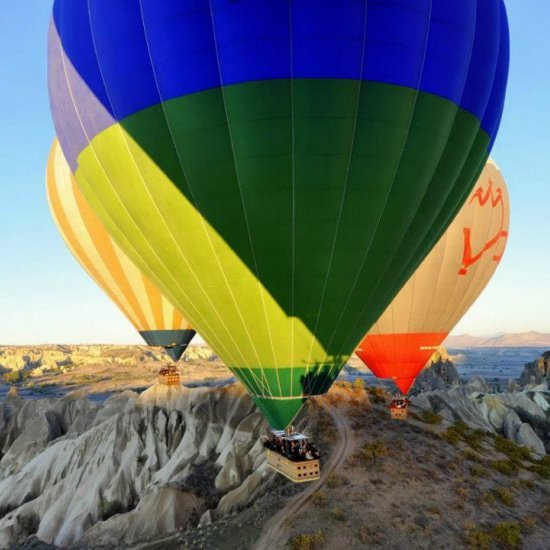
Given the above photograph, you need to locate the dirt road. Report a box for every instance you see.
[252,402,354,550]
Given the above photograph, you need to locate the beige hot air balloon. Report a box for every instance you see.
[46,140,195,361]
[356,159,510,394]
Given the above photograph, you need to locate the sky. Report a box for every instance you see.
[0,1,548,344]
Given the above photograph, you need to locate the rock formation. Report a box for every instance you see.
[412,383,549,455]
[519,351,550,386]
[0,345,217,378]
[410,348,461,394]
[0,384,272,548]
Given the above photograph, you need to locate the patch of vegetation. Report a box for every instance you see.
[366,386,386,403]
[479,491,496,506]
[491,521,521,549]
[519,515,537,533]
[358,439,388,463]
[463,449,484,463]
[352,377,365,392]
[528,455,550,479]
[519,478,536,490]
[288,530,324,550]
[494,487,514,507]
[310,491,328,507]
[100,499,125,521]
[326,473,345,488]
[441,427,461,445]
[465,528,491,550]
[490,459,518,476]
[416,410,443,425]
[494,435,532,463]
[470,464,487,477]
[331,506,345,521]
[441,421,488,451]
[463,429,488,451]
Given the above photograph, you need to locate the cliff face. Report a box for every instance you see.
[0,384,272,548]
[520,351,550,386]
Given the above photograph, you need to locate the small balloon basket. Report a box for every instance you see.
[263,429,321,483]
[158,365,181,386]
[389,396,410,420]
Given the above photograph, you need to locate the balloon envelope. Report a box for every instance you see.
[46,140,195,361]
[48,0,509,428]
[356,159,510,393]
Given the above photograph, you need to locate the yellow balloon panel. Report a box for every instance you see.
[46,140,191,334]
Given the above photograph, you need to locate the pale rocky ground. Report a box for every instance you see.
[0,347,548,549]
[0,345,232,401]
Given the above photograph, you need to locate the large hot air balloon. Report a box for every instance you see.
[356,159,510,394]
[46,140,195,362]
[48,0,509,429]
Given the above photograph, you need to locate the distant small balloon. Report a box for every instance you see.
[46,140,195,361]
[356,159,510,394]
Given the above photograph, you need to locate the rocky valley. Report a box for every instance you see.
[0,347,548,549]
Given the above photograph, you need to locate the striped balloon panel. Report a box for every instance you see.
[357,159,510,393]
[49,0,509,429]
[46,140,193,337]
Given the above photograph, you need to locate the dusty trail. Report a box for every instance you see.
[252,402,354,550]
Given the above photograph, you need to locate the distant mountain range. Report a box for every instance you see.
[444,331,550,348]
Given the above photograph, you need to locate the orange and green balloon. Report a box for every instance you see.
[356,159,510,393]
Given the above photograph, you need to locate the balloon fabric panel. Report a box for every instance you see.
[46,141,195,362]
[357,160,510,394]
[49,0,509,428]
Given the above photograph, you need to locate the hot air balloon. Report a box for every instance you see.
[48,0,509,431]
[46,140,196,362]
[356,159,510,398]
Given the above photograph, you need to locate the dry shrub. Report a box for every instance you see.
[491,521,521,549]
[311,491,328,507]
[529,455,550,479]
[326,473,345,489]
[465,528,491,550]
[478,491,496,506]
[494,487,514,507]
[288,530,324,550]
[470,464,487,478]
[491,459,518,476]
[417,410,443,424]
[520,515,537,533]
[494,435,532,463]
[358,439,388,463]
[367,386,387,403]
